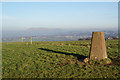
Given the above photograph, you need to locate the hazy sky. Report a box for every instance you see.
[2,2,118,31]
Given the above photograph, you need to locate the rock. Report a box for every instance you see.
[84,58,89,63]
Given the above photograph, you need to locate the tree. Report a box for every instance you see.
[85,37,91,40]
[78,38,83,40]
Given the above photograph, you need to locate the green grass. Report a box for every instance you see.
[2,40,120,78]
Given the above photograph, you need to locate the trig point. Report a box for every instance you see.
[90,32,107,61]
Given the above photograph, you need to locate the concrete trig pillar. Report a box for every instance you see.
[90,32,107,61]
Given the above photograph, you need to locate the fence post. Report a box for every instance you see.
[30,36,32,44]
[90,32,107,61]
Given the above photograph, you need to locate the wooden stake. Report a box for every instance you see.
[30,36,32,44]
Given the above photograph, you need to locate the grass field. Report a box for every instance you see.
[2,40,120,78]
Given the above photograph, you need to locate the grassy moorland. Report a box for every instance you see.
[2,40,120,78]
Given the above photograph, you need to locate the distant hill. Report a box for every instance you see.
[27,28,61,31]
[2,28,65,38]
[2,28,118,42]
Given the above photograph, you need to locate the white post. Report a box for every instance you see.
[22,37,24,42]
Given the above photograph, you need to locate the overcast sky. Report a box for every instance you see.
[2,2,118,31]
